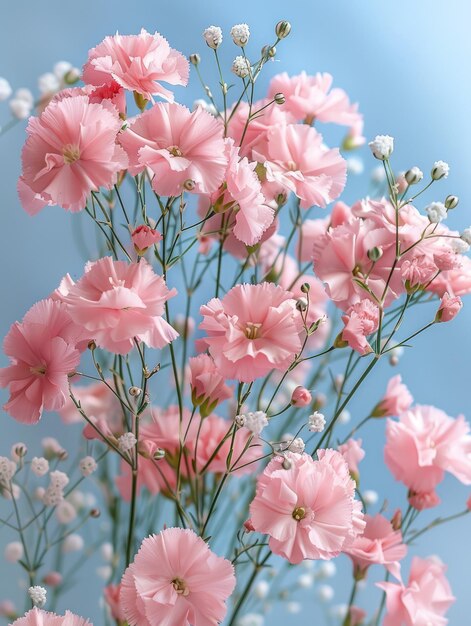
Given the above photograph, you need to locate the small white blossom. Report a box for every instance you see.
[43,471,69,507]
[363,489,379,505]
[431,160,450,180]
[297,573,314,588]
[254,580,269,599]
[230,24,250,46]
[38,72,60,95]
[10,443,27,461]
[235,411,268,435]
[346,157,364,175]
[460,228,471,245]
[53,61,72,79]
[286,602,301,614]
[34,487,46,501]
[232,56,251,79]
[41,437,65,458]
[316,584,334,603]
[338,409,351,425]
[118,432,137,453]
[55,501,77,524]
[308,411,326,433]
[28,586,47,608]
[4,541,23,563]
[203,26,223,49]
[288,437,305,454]
[15,88,34,106]
[31,457,49,477]
[425,201,447,223]
[100,542,114,562]
[0,77,12,101]
[62,534,84,553]
[0,456,16,484]
[450,238,470,254]
[96,565,112,581]
[237,615,264,626]
[79,456,98,477]
[9,98,32,120]
[405,166,423,185]
[317,561,336,579]
[49,470,69,488]
[368,135,394,160]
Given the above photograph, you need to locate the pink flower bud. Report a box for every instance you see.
[131,225,162,255]
[390,509,402,531]
[290,386,312,407]
[43,571,63,587]
[435,292,462,322]
[466,494,471,511]
[244,518,255,532]
[408,489,440,511]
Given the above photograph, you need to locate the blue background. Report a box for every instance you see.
[1,0,470,623]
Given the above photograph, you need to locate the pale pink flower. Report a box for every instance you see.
[291,386,312,407]
[373,375,413,417]
[252,124,346,209]
[341,300,379,355]
[58,379,121,426]
[189,354,232,416]
[199,283,303,382]
[349,606,367,626]
[313,217,402,310]
[104,584,126,622]
[0,300,81,424]
[377,556,455,626]
[226,98,296,157]
[195,414,261,475]
[344,514,407,579]
[250,450,365,564]
[338,438,365,475]
[401,254,437,288]
[203,138,274,246]
[10,608,91,626]
[408,489,441,511]
[83,29,189,101]
[436,292,463,322]
[42,572,62,587]
[430,255,471,298]
[119,102,226,196]
[385,405,471,494]
[58,257,178,355]
[295,217,330,262]
[19,95,127,214]
[131,225,162,255]
[267,72,364,142]
[120,528,235,626]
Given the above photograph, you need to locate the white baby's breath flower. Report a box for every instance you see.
[363,489,379,505]
[79,456,97,477]
[368,135,394,160]
[237,615,264,626]
[31,457,49,477]
[316,584,334,602]
[317,561,336,579]
[308,411,326,433]
[450,238,470,254]
[4,541,23,563]
[346,157,364,175]
[38,72,60,95]
[230,24,250,46]
[0,77,12,101]
[286,602,301,614]
[232,56,251,79]
[203,26,223,49]
[460,228,471,246]
[0,456,16,484]
[431,160,450,180]
[62,534,84,553]
[405,166,423,185]
[288,437,305,454]
[9,98,32,120]
[118,432,137,453]
[53,61,72,79]
[55,501,77,524]
[425,201,447,223]
[28,586,47,608]
[235,411,268,435]
[254,580,269,599]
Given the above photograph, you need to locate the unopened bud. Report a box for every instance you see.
[184,179,196,191]
[296,297,308,312]
[133,91,148,112]
[189,53,200,66]
[431,160,449,181]
[90,508,101,518]
[273,92,285,105]
[153,448,166,461]
[275,20,292,39]
[404,166,423,185]
[282,456,292,470]
[129,386,142,397]
[367,246,383,262]
[445,195,459,210]
[391,509,402,531]
[300,282,310,294]
[88,340,96,351]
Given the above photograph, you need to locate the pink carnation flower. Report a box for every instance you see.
[119,102,227,197]
[373,375,413,417]
[83,29,189,101]
[252,124,346,209]
[189,354,232,416]
[19,95,127,214]
[11,608,91,626]
[338,438,365,476]
[436,292,463,322]
[58,379,122,428]
[202,138,274,246]
[131,225,162,255]
[268,72,364,141]
[58,257,178,355]
[377,556,455,626]
[385,405,471,494]
[250,450,365,564]
[104,585,126,622]
[344,514,407,579]
[401,254,437,289]
[120,528,236,626]
[0,299,82,424]
[199,283,303,383]
[341,300,379,355]
[295,216,330,262]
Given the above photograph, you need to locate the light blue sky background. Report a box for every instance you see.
[1,0,470,624]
